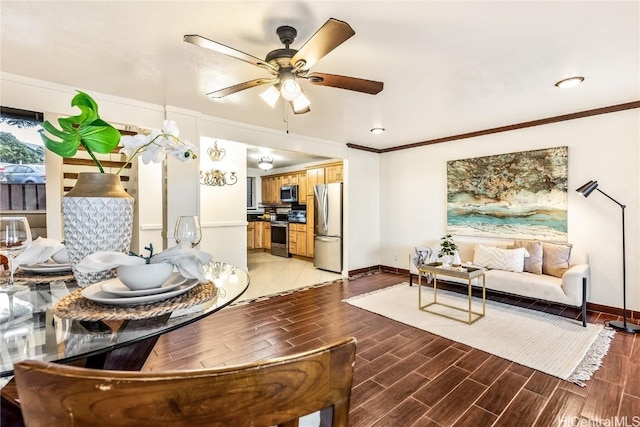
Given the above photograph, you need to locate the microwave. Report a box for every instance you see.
[280,185,298,203]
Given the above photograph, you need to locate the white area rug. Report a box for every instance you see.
[344,283,615,385]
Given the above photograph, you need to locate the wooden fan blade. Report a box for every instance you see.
[207,78,275,98]
[290,18,355,71]
[184,34,277,72]
[307,72,384,94]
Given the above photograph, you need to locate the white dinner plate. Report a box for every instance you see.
[81,279,199,306]
[21,262,72,273]
[101,273,188,297]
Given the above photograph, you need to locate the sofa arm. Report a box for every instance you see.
[562,264,590,306]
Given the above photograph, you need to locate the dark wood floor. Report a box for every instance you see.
[143,271,640,426]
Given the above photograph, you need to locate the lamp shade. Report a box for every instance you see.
[576,180,598,197]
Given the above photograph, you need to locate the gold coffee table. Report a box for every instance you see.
[418,262,486,324]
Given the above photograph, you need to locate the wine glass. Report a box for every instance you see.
[174,216,202,248]
[0,216,32,291]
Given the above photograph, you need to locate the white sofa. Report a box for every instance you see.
[409,241,589,326]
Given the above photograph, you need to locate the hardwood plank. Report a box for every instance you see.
[452,405,497,427]
[425,379,487,426]
[619,393,640,420]
[534,388,585,427]
[360,372,429,420]
[580,378,623,422]
[454,348,491,373]
[372,352,430,388]
[524,371,560,398]
[469,355,512,386]
[370,397,430,427]
[412,366,470,407]
[475,370,528,415]
[494,388,546,426]
[415,346,467,380]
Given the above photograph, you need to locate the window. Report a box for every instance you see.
[1,107,47,237]
[246,176,256,209]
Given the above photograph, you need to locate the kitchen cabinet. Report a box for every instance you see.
[260,176,282,204]
[254,221,264,249]
[264,222,271,249]
[247,223,255,249]
[325,164,343,183]
[288,223,307,257]
[306,167,325,195]
[298,173,307,202]
[306,195,314,257]
[281,174,298,186]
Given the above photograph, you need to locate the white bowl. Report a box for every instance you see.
[51,247,69,264]
[117,262,173,290]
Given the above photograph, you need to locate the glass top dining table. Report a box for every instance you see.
[0,261,249,377]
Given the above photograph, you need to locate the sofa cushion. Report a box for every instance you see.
[484,269,570,305]
[542,243,572,278]
[473,245,529,273]
[511,240,543,275]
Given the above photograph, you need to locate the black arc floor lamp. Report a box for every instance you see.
[576,180,640,333]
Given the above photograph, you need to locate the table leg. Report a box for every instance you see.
[468,278,472,324]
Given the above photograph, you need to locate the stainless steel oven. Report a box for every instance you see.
[270,221,289,257]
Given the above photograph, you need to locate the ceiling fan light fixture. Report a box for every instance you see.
[292,92,311,113]
[260,86,280,108]
[280,78,301,101]
[258,156,274,171]
[555,76,585,88]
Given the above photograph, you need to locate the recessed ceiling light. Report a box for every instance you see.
[370,127,385,134]
[555,76,585,88]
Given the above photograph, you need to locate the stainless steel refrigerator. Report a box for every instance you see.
[313,183,342,273]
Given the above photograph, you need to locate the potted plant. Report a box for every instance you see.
[438,234,459,266]
[39,90,198,286]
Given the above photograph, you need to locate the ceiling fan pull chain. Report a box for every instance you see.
[283,102,290,134]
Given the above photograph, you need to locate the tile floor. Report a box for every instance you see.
[241,250,343,302]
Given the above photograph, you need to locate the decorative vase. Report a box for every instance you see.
[62,172,134,287]
[441,254,452,266]
[452,251,462,266]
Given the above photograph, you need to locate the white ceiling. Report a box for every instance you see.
[1,1,638,161]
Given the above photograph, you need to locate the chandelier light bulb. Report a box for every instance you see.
[280,79,301,101]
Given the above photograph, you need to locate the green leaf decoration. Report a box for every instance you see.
[39,91,121,171]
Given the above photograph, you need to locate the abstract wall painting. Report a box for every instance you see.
[446,146,568,241]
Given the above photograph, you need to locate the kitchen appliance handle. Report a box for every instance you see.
[323,187,328,233]
[316,236,338,242]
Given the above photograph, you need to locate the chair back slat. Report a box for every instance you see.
[13,337,357,427]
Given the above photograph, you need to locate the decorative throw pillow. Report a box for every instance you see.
[473,245,529,272]
[473,245,496,268]
[490,247,530,272]
[542,243,573,278]
[511,240,543,275]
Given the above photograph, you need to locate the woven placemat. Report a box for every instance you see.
[53,281,218,321]
[14,273,75,284]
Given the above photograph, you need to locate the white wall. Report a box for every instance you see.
[346,149,381,270]
[379,110,640,310]
[199,136,247,270]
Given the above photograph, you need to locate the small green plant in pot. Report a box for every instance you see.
[438,234,459,266]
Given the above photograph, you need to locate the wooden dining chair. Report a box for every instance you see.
[13,337,357,427]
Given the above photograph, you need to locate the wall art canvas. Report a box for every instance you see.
[447,146,568,241]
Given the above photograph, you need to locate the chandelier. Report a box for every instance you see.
[258,157,274,171]
[200,141,237,186]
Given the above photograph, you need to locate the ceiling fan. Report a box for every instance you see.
[184,18,384,114]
